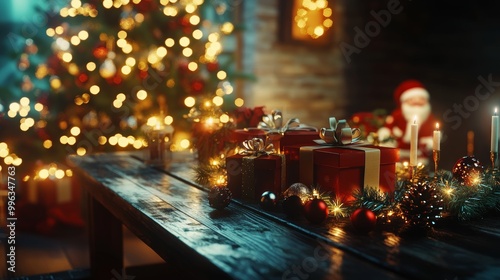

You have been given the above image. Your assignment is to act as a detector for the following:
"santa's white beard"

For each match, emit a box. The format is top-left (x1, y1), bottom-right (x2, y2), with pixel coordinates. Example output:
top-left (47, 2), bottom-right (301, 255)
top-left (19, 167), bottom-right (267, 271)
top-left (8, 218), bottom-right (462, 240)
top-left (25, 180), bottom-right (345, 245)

top-left (402, 103), bottom-right (431, 143)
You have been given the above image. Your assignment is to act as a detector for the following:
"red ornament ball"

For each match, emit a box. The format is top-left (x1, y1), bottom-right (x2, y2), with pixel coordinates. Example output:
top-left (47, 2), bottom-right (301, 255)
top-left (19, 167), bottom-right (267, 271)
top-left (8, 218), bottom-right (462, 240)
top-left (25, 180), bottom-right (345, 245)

top-left (92, 44), bottom-right (108, 59)
top-left (452, 156), bottom-right (484, 186)
top-left (208, 187), bottom-right (232, 210)
top-left (260, 191), bottom-right (277, 211)
top-left (282, 195), bottom-right (303, 218)
top-left (304, 198), bottom-right (329, 224)
top-left (350, 208), bottom-right (377, 233)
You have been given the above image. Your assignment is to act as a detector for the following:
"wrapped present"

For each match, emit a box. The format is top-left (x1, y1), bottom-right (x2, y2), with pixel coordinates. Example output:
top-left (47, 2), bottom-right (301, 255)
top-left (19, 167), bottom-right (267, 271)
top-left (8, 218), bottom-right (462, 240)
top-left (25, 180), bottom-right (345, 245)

top-left (285, 145), bottom-right (399, 201)
top-left (283, 117), bottom-right (398, 202)
top-left (226, 138), bottom-right (285, 200)
top-left (231, 110), bottom-right (318, 153)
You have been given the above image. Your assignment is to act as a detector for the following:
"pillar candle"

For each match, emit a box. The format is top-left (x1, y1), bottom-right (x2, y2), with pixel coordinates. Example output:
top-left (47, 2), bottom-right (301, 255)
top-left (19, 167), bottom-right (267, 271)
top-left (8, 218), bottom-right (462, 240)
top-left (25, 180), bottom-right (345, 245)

top-left (410, 116), bottom-right (418, 166)
top-left (433, 123), bottom-right (441, 151)
top-left (492, 108), bottom-right (499, 153)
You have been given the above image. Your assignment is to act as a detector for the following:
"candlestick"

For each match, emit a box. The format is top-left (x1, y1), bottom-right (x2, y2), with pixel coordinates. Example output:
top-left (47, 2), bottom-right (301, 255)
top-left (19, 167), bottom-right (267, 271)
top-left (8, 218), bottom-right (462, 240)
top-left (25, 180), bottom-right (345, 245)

top-left (433, 123), bottom-right (440, 151)
top-left (410, 116), bottom-right (418, 167)
top-left (491, 108), bottom-right (499, 153)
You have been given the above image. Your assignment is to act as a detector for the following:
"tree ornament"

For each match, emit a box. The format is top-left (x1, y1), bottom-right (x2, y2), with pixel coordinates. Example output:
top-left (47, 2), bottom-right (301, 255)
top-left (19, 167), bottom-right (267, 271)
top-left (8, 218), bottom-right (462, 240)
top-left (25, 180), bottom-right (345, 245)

top-left (304, 198), bottom-right (329, 224)
top-left (350, 208), bottom-right (377, 233)
top-left (283, 182), bottom-right (311, 202)
top-left (208, 186), bottom-right (232, 210)
top-left (260, 191), bottom-right (277, 211)
top-left (206, 61), bottom-right (219, 72)
top-left (93, 43), bottom-right (108, 59)
top-left (282, 195), bottom-right (303, 218)
top-left (400, 181), bottom-right (444, 228)
top-left (99, 51), bottom-right (117, 79)
top-left (452, 156), bottom-right (484, 186)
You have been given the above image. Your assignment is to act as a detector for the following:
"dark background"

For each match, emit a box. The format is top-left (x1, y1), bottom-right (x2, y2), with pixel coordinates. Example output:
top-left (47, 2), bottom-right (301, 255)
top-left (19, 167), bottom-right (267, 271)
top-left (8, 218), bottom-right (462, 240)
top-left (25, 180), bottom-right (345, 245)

top-left (343, 0), bottom-right (500, 169)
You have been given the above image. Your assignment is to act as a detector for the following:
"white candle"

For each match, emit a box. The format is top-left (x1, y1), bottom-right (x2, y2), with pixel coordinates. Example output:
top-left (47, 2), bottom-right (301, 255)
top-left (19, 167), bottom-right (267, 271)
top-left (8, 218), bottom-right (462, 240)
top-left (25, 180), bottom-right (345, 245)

top-left (433, 123), bottom-right (441, 151)
top-left (491, 108), bottom-right (499, 152)
top-left (410, 116), bottom-right (418, 166)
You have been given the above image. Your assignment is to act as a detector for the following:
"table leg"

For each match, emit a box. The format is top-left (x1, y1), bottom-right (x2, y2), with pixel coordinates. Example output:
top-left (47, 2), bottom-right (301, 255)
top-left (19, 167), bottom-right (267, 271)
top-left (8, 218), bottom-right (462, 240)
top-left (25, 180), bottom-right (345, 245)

top-left (88, 196), bottom-right (123, 279)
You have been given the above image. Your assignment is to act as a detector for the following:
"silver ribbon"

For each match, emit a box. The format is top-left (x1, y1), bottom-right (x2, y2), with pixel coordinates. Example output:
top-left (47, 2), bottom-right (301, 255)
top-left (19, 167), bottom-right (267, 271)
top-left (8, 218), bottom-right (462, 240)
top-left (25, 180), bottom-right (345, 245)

top-left (239, 138), bottom-right (276, 156)
top-left (315, 117), bottom-right (362, 146)
top-left (257, 110), bottom-right (317, 134)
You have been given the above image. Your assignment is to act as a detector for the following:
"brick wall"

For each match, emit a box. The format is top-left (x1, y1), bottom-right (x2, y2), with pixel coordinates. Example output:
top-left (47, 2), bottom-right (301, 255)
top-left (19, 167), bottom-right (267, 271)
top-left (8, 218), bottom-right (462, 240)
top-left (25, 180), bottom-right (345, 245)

top-left (241, 0), bottom-right (346, 129)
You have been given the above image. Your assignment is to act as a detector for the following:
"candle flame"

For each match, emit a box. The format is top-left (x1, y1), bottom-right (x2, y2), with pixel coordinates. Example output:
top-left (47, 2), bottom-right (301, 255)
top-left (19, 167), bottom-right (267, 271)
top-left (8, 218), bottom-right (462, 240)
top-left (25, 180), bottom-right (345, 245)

top-left (413, 115), bottom-right (417, 124)
top-left (495, 107), bottom-right (498, 115)
top-left (435, 123), bottom-right (439, 130)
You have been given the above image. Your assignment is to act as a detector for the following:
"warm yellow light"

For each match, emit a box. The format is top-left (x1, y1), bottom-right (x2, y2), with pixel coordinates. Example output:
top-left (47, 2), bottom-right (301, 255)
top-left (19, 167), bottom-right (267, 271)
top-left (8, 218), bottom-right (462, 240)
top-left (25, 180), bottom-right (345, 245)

top-left (103, 0), bottom-right (113, 9)
top-left (189, 15), bottom-right (200, 25)
top-left (184, 97), bottom-right (196, 107)
top-left (163, 6), bottom-right (178, 16)
top-left (164, 115), bottom-right (173, 125)
top-left (90, 85), bottom-right (100, 95)
top-left (185, 4), bottom-right (196, 13)
top-left (164, 38), bottom-right (175, 47)
top-left (221, 22), bottom-right (234, 34)
top-left (98, 136), bottom-right (107, 145)
top-left (116, 93), bottom-right (126, 101)
top-left (12, 157), bottom-right (22, 167)
top-left (9, 102), bottom-right (20, 112)
top-left (66, 169), bottom-right (73, 177)
top-left (109, 136), bottom-right (118, 146)
top-left (208, 33), bottom-right (220, 43)
top-left (136, 89), bottom-right (147, 100)
top-left (78, 30), bottom-right (89, 40)
top-left (39, 169), bottom-right (49, 179)
top-left (182, 48), bottom-right (193, 57)
top-left (166, 79), bottom-right (175, 88)
top-left (156, 46), bottom-right (167, 57)
top-left (235, 97), bottom-right (244, 107)
top-left (86, 62), bottom-right (96, 71)
top-left (67, 136), bottom-right (76, 145)
top-left (55, 26), bottom-right (64, 35)
top-left (60, 8), bottom-right (69, 17)
top-left (188, 62), bottom-right (198, 71)
top-left (212, 96), bottom-right (223, 106)
top-left (70, 126), bottom-right (81, 136)
top-left (76, 147), bottom-right (87, 156)
top-left (70, 36), bottom-right (81, 45)
top-left (20, 97), bottom-right (30, 106)
top-left (180, 139), bottom-right (190, 149)
top-left (192, 29), bottom-right (203, 40)
top-left (43, 140), bottom-right (53, 149)
top-left (62, 52), bottom-right (73, 62)
top-left (125, 57), bottom-right (136, 67)
top-left (117, 38), bottom-right (127, 48)
top-left (34, 103), bottom-right (44, 111)
top-left (121, 65), bottom-right (132, 75)
top-left (117, 30), bottom-right (127, 39)
top-left (217, 70), bottom-right (227, 80)
top-left (133, 140), bottom-right (143, 149)
top-left (220, 114), bottom-right (230, 123)
top-left (179, 37), bottom-right (190, 47)
top-left (113, 100), bottom-right (123, 108)
top-left (55, 169), bottom-right (65, 179)
top-left (118, 137), bottom-right (128, 147)
top-left (20, 123), bottom-right (29, 131)
top-left (46, 28), bottom-right (55, 37)
top-left (122, 43), bottom-right (133, 53)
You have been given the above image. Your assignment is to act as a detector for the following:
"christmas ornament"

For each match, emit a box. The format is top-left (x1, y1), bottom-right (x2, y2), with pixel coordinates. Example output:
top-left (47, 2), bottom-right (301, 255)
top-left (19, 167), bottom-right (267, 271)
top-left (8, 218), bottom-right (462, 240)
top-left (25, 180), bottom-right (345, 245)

top-left (260, 191), bottom-right (277, 211)
top-left (208, 187), bottom-right (232, 210)
top-left (452, 156), bottom-right (484, 186)
top-left (99, 51), bottom-right (117, 79)
top-left (400, 181), bottom-right (444, 228)
top-left (93, 43), bottom-right (108, 59)
top-left (304, 198), bottom-right (329, 224)
top-left (350, 208), bottom-right (377, 233)
top-left (283, 182), bottom-right (311, 202)
top-left (282, 195), bottom-right (303, 218)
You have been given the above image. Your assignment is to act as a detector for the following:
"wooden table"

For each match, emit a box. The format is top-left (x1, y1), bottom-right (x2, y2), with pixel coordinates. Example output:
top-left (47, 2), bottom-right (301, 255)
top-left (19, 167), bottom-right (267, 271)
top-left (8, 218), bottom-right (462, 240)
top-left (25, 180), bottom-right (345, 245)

top-left (67, 151), bottom-right (500, 279)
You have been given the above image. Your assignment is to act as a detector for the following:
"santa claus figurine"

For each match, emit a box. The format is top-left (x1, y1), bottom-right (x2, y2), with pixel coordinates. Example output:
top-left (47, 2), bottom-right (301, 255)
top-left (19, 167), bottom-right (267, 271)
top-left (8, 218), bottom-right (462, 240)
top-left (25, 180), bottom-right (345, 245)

top-left (378, 80), bottom-right (437, 164)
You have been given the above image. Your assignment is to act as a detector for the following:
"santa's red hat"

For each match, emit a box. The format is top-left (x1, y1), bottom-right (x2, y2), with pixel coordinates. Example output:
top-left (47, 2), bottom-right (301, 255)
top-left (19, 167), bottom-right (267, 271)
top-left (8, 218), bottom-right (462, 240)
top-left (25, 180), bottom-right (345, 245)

top-left (393, 80), bottom-right (429, 106)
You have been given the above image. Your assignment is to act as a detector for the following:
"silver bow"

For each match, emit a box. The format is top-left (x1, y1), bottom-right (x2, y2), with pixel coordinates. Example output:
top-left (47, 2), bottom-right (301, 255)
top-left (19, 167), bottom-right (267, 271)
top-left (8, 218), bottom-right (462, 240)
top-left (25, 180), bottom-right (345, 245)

top-left (239, 138), bottom-right (276, 156)
top-left (258, 110), bottom-right (317, 134)
top-left (315, 117), bottom-right (361, 145)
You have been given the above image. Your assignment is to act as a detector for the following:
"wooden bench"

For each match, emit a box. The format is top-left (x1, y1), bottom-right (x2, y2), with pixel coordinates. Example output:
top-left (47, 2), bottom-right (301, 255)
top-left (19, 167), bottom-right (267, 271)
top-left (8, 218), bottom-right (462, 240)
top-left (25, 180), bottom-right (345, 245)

top-left (67, 151), bottom-right (500, 279)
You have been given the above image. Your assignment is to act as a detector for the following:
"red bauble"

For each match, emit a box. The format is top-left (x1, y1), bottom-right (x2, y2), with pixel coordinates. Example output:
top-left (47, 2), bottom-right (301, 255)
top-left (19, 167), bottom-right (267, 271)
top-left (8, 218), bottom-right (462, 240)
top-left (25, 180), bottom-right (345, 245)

top-left (304, 198), bottom-right (329, 224)
top-left (77, 73), bottom-right (89, 85)
top-left (452, 156), bottom-right (484, 186)
top-left (93, 44), bottom-right (108, 59)
top-left (282, 195), bottom-right (303, 218)
top-left (206, 61), bottom-right (219, 72)
top-left (350, 208), bottom-right (377, 233)
top-left (191, 79), bottom-right (204, 92)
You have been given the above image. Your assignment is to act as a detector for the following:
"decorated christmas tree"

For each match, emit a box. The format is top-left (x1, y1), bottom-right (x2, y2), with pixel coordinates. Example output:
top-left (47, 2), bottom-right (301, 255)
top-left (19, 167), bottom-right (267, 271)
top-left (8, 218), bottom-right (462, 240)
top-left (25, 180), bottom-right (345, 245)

top-left (0, 0), bottom-right (245, 177)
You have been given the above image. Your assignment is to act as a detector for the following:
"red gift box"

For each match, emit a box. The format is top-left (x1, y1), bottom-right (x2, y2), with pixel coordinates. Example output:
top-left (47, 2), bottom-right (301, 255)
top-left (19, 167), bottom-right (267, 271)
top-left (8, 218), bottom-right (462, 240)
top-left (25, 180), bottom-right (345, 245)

top-left (226, 153), bottom-right (285, 200)
top-left (231, 129), bottom-right (319, 153)
top-left (284, 145), bottom-right (399, 202)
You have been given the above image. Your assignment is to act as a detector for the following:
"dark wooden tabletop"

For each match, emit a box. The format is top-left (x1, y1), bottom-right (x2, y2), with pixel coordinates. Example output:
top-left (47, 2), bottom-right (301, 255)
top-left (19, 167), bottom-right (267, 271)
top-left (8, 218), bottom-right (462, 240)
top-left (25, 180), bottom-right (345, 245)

top-left (67, 151), bottom-right (500, 280)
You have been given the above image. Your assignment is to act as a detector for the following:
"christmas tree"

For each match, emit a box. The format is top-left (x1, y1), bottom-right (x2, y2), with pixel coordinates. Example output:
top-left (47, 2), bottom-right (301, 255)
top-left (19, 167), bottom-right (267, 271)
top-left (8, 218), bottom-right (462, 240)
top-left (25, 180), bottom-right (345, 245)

top-left (0, 0), bottom-right (244, 177)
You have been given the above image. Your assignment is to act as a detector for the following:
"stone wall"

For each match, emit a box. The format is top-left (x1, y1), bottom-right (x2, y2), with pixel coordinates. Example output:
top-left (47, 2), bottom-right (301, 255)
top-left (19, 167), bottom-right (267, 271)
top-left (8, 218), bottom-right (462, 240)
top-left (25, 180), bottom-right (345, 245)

top-left (241, 0), bottom-right (346, 129)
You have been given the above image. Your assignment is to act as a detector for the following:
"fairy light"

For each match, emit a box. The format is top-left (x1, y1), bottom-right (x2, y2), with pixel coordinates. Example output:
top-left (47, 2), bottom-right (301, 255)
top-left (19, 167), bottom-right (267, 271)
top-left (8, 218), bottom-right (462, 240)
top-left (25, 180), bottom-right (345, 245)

top-left (184, 97), bottom-right (196, 107)
top-left (235, 98), bottom-right (244, 107)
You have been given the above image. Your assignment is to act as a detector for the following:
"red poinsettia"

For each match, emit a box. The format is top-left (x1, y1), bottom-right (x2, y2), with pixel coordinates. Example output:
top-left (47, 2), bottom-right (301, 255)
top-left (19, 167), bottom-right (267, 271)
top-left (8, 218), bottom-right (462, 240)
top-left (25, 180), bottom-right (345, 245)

top-left (232, 106), bottom-right (265, 129)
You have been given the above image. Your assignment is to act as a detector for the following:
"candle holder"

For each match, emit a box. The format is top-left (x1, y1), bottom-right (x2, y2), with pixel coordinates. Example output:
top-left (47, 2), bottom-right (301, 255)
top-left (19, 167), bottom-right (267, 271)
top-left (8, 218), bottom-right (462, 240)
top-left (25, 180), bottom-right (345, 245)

top-left (490, 151), bottom-right (498, 175)
top-left (433, 149), bottom-right (440, 179)
top-left (144, 125), bottom-right (174, 167)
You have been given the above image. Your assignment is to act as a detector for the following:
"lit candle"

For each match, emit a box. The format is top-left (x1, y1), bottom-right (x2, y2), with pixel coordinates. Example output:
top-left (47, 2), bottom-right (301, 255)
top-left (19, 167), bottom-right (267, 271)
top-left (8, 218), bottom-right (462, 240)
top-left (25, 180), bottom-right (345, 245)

top-left (492, 108), bottom-right (499, 152)
top-left (433, 123), bottom-right (441, 151)
top-left (410, 116), bottom-right (418, 166)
